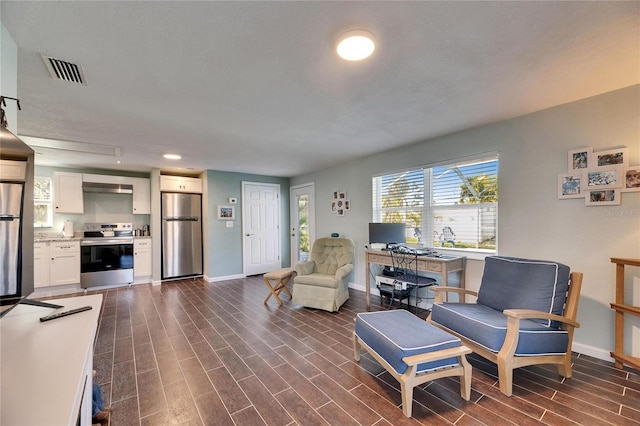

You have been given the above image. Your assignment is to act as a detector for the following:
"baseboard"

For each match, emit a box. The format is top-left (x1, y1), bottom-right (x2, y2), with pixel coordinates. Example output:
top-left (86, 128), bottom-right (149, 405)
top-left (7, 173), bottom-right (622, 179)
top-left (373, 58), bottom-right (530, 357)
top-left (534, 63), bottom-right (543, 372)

top-left (349, 282), bottom-right (381, 296)
top-left (572, 341), bottom-right (614, 363)
top-left (206, 273), bottom-right (246, 283)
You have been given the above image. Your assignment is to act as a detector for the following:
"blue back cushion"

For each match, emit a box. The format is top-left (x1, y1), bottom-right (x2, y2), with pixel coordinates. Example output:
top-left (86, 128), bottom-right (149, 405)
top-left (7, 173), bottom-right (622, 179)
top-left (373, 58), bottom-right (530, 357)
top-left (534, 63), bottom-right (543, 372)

top-left (477, 256), bottom-right (570, 326)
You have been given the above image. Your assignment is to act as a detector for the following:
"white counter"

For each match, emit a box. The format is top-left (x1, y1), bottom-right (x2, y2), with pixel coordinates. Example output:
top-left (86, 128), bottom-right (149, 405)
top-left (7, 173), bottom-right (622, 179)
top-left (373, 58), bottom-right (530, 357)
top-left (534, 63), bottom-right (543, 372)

top-left (1, 294), bottom-right (103, 425)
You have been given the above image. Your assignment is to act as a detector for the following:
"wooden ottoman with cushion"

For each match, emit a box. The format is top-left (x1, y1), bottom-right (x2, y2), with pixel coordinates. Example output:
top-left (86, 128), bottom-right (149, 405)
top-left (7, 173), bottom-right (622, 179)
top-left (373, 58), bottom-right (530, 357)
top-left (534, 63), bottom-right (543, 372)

top-left (354, 310), bottom-right (472, 417)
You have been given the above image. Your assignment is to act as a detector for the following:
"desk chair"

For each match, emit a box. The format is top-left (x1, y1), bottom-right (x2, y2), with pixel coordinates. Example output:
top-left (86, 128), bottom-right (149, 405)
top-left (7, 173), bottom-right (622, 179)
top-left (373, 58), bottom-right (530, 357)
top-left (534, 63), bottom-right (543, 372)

top-left (383, 247), bottom-right (437, 313)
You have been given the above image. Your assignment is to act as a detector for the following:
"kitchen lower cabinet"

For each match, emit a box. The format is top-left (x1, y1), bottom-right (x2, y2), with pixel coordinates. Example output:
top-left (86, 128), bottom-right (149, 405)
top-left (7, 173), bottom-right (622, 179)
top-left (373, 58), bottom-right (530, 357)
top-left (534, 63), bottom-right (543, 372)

top-left (33, 243), bottom-right (50, 288)
top-left (34, 241), bottom-right (81, 287)
top-left (134, 239), bottom-right (152, 282)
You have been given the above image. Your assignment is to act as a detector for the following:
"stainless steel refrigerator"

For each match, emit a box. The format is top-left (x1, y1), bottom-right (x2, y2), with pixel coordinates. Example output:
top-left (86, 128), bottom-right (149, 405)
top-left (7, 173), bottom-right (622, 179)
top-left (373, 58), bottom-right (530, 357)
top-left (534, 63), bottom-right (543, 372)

top-left (161, 192), bottom-right (203, 279)
top-left (0, 182), bottom-right (24, 296)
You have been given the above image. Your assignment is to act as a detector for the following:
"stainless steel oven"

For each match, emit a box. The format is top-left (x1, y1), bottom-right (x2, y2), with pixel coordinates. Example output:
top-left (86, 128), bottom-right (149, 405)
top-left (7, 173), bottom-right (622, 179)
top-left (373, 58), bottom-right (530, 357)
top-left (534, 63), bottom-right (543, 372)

top-left (80, 223), bottom-right (134, 289)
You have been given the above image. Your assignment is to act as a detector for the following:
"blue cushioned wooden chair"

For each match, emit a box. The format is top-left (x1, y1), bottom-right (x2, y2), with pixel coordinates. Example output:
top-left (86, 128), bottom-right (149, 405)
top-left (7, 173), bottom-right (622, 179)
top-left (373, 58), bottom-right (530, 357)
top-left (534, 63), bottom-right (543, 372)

top-left (428, 256), bottom-right (583, 396)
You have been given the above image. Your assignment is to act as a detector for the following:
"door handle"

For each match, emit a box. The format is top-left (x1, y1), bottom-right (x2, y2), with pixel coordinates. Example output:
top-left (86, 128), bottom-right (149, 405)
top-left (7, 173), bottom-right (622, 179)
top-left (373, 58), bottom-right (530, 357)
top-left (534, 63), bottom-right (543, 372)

top-left (245, 233), bottom-right (253, 237)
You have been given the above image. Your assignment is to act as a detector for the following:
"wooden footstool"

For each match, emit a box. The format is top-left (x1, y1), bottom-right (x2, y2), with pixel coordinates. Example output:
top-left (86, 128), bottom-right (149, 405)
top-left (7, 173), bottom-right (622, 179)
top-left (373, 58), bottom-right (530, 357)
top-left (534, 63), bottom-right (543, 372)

top-left (263, 268), bottom-right (293, 305)
top-left (354, 310), bottom-right (472, 417)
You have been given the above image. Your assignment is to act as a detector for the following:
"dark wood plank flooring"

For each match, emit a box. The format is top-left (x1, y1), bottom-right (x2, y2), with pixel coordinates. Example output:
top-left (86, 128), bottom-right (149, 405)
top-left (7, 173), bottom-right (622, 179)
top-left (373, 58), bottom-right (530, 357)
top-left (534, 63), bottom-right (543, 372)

top-left (79, 276), bottom-right (639, 425)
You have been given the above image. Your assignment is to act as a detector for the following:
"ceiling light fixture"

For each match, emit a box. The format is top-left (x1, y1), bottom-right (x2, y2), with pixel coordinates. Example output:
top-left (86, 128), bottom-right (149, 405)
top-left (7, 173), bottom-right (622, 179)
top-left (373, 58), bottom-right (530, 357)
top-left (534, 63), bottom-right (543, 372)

top-left (163, 154), bottom-right (181, 160)
top-left (336, 30), bottom-right (376, 61)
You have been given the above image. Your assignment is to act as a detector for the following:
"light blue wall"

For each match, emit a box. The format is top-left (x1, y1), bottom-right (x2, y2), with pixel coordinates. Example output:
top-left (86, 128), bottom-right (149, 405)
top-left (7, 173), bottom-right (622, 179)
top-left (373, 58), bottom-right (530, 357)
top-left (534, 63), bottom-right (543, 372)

top-left (291, 85), bottom-right (640, 360)
top-left (205, 170), bottom-right (290, 277)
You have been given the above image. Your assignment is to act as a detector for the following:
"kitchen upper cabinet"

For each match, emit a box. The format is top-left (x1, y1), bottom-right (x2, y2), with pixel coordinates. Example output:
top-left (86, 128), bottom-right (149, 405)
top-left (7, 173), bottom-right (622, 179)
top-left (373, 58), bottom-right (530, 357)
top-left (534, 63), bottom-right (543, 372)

top-left (34, 241), bottom-right (81, 287)
top-left (132, 177), bottom-right (151, 214)
top-left (160, 175), bottom-right (202, 193)
top-left (54, 172), bottom-right (83, 214)
top-left (134, 239), bottom-right (152, 280)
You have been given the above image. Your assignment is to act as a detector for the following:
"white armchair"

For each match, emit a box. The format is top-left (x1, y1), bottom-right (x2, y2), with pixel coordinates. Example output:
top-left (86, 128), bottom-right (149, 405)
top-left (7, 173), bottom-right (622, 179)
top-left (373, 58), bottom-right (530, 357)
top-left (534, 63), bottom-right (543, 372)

top-left (292, 237), bottom-right (354, 312)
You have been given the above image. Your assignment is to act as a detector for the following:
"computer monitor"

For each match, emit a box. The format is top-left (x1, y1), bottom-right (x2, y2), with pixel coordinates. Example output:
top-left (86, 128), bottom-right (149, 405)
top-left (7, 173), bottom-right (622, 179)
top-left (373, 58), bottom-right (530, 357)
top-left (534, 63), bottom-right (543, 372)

top-left (368, 222), bottom-right (406, 249)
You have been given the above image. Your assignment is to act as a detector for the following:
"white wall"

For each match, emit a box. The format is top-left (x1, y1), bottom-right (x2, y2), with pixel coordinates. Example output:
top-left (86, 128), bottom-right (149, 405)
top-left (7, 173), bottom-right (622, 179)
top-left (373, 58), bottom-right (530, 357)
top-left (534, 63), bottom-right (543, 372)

top-left (291, 85), bottom-right (640, 361)
top-left (1, 22), bottom-right (18, 133)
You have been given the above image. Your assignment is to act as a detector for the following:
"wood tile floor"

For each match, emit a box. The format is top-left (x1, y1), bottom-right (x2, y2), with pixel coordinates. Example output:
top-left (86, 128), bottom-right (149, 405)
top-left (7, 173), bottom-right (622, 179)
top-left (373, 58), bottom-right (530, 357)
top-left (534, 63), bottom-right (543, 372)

top-left (81, 276), bottom-right (640, 425)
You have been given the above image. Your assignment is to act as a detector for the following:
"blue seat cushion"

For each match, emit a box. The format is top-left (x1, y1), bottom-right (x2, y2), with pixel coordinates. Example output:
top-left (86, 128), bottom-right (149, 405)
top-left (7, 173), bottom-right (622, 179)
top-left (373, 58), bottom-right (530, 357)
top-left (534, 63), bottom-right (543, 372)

top-left (431, 303), bottom-right (569, 355)
top-left (477, 256), bottom-right (570, 327)
top-left (355, 310), bottom-right (461, 375)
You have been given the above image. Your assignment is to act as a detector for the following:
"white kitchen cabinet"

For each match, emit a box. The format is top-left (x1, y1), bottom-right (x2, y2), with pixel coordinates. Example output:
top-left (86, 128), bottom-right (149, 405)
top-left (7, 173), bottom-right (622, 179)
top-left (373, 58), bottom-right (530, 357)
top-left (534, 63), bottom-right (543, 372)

top-left (0, 160), bottom-right (26, 180)
top-left (54, 172), bottom-right (84, 214)
top-left (134, 239), bottom-right (152, 280)
top-left (35, 241), bottom-right (81, 287)
top-left (33, 242), bottom-right (50, 288)
top-left (160, 175), bottom-right (202, 193)
top-left (132, 177), bottom-right (151, 214)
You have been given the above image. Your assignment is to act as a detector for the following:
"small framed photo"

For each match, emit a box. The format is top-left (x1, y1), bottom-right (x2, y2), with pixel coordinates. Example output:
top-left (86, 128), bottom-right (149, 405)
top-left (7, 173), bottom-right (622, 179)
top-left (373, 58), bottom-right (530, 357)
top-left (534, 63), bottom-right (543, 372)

top-left (585, 189), bottom-right (620, 206)
top-left (344, 200), bottom-right (351, 210)
top-left (338, 191), bottom-right (346, 200)
top-left (590, 147), bottom-right (629, 168)
top-left (622, 166), bottom-right (640, 192)
top-left (332, 191), bottom-right (339, 199)
top-left (567, 147), bottom-right (592, 172)
top-left (217, 205), bottom-right (235, 220)
top-left (582, 166), bottom-right (622, 191)
top-left (558, 174), bottom-right (583, 199)
top-left (337, 209), bottom-right (345, 216)
top-left (331, 201), bottom-right (338, 212)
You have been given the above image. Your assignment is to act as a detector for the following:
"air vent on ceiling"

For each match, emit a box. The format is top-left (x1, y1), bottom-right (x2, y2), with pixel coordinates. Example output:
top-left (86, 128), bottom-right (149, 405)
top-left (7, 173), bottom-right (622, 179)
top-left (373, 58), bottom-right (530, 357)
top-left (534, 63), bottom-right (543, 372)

top-left (42, 55), bottom-right (87, 85)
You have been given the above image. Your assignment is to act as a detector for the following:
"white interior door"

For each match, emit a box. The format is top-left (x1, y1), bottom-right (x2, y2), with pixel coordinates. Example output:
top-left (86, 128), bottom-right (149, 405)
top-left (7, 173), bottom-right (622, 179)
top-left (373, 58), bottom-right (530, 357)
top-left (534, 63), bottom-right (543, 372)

top-left (290, 183), bottom-right (315, 269)
top-left (242, 182), bottom-right (281, 276)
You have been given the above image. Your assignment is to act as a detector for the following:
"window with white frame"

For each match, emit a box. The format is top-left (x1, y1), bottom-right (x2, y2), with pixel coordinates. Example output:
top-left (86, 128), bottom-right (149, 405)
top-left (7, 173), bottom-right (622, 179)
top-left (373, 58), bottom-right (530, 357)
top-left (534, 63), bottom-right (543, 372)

top-left (372, 154), bottom-right (498, 253)
top-left (34, 176), bottom-right (53, 228)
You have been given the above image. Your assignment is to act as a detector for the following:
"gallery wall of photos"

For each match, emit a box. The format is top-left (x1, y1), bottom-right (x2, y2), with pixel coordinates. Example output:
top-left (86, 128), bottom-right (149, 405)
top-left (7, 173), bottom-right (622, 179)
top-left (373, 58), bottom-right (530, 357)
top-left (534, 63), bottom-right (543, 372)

top-left (331, 190), bottom-right (351, 216)
top-left (559, 146), bottom-right (639, 206)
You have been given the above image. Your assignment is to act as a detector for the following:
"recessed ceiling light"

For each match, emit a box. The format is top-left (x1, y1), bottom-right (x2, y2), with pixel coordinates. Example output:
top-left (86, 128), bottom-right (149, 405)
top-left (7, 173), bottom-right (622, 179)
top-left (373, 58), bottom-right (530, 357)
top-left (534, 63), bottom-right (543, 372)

top-left (336, 30), bottom-right (376, 61)
top-left (163, 154), bottom-right (181, 160)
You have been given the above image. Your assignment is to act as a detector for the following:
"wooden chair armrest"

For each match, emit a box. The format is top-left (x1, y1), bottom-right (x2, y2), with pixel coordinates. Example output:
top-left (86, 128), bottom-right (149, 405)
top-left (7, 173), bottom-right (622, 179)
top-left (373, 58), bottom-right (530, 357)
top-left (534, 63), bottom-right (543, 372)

top-left (402, 345), bottom-right (471, 367)
top-left (431, 285), bottom-right (478, 303)
top-left (503, 309), bottom-right (580, 329)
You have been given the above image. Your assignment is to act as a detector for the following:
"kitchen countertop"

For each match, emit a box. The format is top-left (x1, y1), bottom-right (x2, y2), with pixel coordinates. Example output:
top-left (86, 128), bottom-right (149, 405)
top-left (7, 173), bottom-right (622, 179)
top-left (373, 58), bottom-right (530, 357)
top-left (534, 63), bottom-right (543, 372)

top-left (34, 234), bottom-right (152, 242)
top-left (34, 236), bottom-right (83, 243)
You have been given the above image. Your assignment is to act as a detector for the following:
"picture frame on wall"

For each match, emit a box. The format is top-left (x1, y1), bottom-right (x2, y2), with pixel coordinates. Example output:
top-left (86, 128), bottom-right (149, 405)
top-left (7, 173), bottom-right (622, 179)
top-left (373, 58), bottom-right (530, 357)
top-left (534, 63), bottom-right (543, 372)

top-left (581, 166), bottom-right (622, 191)
top-left (217, 205), bottom-right (235, 220)
top-left (585, 189), bottom-right (620, 206)
top-left (590, 147), bottom-right (629, 168)
top-left (567, 147), bottom-right (592, 172)
top-left (558, 174), bottom-right (583, 199)
top-left (622, 166), bottom-right (640, 192)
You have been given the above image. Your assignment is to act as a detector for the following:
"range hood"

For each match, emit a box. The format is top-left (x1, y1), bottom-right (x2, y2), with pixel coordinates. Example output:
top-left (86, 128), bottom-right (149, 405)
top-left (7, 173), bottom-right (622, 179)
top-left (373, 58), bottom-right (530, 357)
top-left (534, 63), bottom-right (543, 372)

top-left (82, 181), bottom-right (133, 194)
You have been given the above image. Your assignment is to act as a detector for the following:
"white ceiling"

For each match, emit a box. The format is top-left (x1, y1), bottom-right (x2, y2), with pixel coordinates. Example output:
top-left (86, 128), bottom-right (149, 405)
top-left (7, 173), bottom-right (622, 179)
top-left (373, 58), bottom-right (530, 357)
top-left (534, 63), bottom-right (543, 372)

top-left (2, 1), bottom-right (638, 177)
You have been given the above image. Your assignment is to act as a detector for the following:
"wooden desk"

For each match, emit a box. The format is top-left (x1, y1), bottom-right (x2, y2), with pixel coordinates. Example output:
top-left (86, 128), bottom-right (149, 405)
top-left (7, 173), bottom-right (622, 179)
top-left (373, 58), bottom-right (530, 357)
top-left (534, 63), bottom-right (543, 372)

top-left (365, 249), bottom-right (466, 308)
top-left (1, 294), bottom-right (103, 425)
top-left (610, 257), bottom-right (640, 370)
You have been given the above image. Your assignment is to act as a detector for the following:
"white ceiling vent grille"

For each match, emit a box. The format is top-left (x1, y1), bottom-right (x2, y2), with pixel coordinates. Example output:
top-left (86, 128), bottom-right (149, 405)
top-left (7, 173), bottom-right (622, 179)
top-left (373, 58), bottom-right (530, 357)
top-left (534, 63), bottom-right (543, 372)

top-left (42, 55), bottom-right (87, 85)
